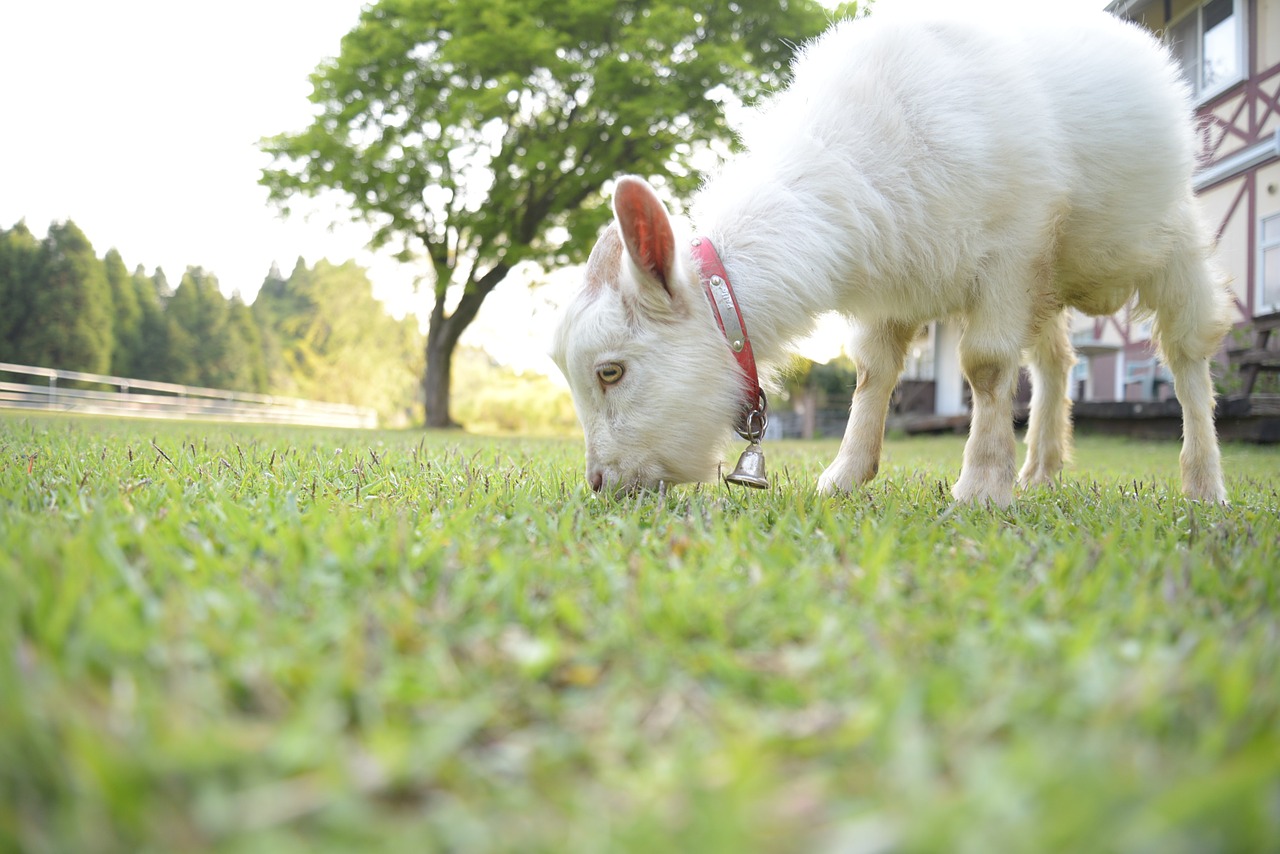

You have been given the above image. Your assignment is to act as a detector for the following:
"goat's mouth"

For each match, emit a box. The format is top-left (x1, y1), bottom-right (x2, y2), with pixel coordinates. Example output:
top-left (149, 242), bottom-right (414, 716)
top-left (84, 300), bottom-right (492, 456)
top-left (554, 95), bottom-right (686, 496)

top-left (607, 479), bottom-right (669, 500)
top-left (602, 474), bottom-right (667, 499)
top-left (597, 465), bottom-right (722, 498)
top-left (586, 465), bottom-right (676, 498)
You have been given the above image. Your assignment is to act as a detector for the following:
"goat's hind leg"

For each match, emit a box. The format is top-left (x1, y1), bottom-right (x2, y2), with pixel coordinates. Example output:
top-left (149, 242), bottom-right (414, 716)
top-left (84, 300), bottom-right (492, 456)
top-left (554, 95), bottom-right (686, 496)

top-left (818, 321), bottom-right (915, 495)
top-left (1019, 309), bottom-right (1075, 490)
top-left (1141, 236), bottom-right (1230, 503)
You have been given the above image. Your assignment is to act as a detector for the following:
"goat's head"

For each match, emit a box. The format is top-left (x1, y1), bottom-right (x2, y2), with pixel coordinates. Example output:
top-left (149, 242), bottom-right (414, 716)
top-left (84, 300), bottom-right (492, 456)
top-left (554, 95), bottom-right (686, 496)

top-left (551, 177), bottom-right (743, 495)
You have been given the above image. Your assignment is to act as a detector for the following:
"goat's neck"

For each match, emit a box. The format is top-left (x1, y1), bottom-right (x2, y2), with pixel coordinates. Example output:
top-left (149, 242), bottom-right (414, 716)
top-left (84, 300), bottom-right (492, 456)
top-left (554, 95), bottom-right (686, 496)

top-left (696, 215), bottom-right (848, 372)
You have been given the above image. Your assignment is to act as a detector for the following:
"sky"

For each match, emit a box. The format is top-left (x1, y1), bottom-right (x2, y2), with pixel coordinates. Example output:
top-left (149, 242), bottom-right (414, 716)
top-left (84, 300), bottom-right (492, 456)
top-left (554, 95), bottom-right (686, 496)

top-left (0, 0), bottom-right (1112, 376)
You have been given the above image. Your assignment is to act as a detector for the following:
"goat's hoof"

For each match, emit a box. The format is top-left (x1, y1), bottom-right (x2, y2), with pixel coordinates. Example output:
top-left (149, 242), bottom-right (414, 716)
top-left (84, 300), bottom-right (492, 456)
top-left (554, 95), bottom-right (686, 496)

top-left (816, 471), bottom-right (850, 496)
top-left (818, 459), bottom-right (876, 496)
top-left (951, 476), bottom-right (1014, 508)
top-left (1182, 484), bottom-right (1229, 505)
top-left (1016, 465), bottom-right (1061, 491)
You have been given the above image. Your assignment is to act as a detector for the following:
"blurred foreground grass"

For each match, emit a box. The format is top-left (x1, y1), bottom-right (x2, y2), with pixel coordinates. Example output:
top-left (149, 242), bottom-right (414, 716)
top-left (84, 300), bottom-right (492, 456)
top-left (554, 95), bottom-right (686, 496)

top-left (1, 412), bottom-right (1278, 852)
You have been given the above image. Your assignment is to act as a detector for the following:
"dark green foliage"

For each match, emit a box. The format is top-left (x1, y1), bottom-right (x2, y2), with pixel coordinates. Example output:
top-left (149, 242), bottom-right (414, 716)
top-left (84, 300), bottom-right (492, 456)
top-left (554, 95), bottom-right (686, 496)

top-left (0, 222), bottom-right (43, 362)
top-left (103, 250), bottom-right (141, 377)
top-left (228, 297), bottom-right (271, 394)
top-left (128, 265), bottom-right (173, 381)
top-left (166, 267), bottom-right (235, 387)
top-left (0, 221), bottom-right (115, 373)
top-left (36, 222), bottom-right (115, 373)
top-left (261, 0), bottom-right (860, 427)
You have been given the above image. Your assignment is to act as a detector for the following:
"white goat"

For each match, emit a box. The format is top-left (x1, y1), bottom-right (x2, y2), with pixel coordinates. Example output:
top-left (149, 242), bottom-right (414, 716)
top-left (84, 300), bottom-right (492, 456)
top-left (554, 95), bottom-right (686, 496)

top-left (552, 14), bottom-right (1230, 506)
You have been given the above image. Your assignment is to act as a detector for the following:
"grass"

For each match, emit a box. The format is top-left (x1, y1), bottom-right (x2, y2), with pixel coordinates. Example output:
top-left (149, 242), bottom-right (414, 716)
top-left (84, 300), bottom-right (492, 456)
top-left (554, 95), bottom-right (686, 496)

top-left (1, 411), bottom-right (1278, 853)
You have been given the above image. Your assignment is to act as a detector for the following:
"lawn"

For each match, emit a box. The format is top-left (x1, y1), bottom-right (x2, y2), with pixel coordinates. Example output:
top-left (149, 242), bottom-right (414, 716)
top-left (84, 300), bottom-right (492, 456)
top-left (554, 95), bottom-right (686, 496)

top-left (2, 411), bottom-right (1278, 853)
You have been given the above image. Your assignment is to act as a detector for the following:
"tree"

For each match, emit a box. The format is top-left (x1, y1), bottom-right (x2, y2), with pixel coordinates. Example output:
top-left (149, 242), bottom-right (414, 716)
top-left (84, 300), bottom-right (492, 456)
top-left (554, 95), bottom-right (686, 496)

top-left (250, 262), bottom-right (294, 392)
top-left (167, 266), bottom-right (271, 390)
top-left (225, 296), bottom-right (271, 393)
top-left (103, 249), bottom-right (142, 377)
top-left (252, 258), bottom-right (423, 422)
top-left (19, 221), bottom-right (115, 373)
top-left (128, 266), bottom-right (176, 383)
top-left (780, 354), bottom-right (858, 439)
top-left (0, 221), bottom-right (42, 363)
top-left (261, 0), bottom-right (857, 428)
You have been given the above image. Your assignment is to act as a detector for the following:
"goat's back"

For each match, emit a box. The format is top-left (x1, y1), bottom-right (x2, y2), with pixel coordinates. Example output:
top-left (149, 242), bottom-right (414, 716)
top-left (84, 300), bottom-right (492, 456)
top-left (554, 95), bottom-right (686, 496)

top-left (699, 14), bottom-right (1201, 321)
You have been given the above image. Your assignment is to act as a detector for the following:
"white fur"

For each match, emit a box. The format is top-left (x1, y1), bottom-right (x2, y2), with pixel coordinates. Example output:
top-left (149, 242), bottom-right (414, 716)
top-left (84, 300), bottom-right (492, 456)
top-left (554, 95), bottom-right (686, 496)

top-left (552, 14), bottom-right (1230, 504)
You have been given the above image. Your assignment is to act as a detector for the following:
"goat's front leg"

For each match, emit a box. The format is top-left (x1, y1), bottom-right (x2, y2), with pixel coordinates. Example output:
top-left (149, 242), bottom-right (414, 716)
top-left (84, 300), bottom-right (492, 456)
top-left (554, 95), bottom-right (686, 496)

top-left (954, 326), bottom-right (1022, 507)
top-left (818, 321), bottom-right (915, 495)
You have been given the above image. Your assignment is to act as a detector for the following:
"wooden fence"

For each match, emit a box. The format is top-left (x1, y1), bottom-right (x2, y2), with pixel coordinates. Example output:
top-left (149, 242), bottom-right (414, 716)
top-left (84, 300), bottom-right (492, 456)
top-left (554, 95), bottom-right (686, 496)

top-left (0, 362), bottom-right (378, 429)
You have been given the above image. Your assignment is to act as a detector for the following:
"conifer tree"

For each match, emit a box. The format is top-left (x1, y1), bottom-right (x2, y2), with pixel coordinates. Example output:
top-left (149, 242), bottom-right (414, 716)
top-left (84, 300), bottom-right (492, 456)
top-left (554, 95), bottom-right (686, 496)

top-left (27, 221), bottom-right (114, 373)
top-left (0, 221), bottom-right (42, 363)
top-left (103, 248), bottom-right (142, 377)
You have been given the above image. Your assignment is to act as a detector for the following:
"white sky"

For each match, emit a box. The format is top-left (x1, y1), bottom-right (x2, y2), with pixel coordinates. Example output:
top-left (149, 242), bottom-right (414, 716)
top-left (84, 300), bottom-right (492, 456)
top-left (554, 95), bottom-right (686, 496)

top-left (0, 0), bottom-right (1111, 375)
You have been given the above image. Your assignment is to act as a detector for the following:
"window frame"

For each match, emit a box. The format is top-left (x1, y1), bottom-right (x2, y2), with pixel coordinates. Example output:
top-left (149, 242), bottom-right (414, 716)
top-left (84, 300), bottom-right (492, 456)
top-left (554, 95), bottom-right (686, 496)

top-left (1165, 0), bottom-right (1247, 104)
top-left (1259, 211), bottom-right (1280, 317)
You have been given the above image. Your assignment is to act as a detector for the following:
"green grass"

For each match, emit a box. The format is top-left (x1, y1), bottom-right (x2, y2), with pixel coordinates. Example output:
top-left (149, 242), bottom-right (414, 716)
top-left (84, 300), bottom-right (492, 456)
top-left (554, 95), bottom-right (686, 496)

top-left (2, 411), bottom-right (1278, 853)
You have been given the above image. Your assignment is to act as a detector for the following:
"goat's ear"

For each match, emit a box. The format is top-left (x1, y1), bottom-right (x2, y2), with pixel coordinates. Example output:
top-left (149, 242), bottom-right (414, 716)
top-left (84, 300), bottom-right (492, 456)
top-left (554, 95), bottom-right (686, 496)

top-left (613, 176), bottom-right (681, 305)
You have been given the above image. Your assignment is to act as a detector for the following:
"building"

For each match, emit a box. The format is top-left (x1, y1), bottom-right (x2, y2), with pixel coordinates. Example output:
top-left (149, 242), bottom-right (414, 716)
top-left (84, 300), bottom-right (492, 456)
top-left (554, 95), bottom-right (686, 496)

top-left (865, 2), bottom-right (1278, 429)
top-left (1070, 0), bottom-right (1280, 402)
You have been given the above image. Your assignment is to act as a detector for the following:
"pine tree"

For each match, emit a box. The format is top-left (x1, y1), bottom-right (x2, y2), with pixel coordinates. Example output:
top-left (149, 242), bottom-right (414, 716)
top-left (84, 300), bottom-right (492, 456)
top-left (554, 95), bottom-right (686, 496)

top-left (0, 221), bottom-right (42, 363)
top-left (103, 249), bottom-right (142, 377)
top-left (225, 295), bottom-right (270, 393)
top-left (26, 221), bottom-right (114, 373)
top-left (130, 266), bottom-right (172, 383)
top-left (167, 267), bottom-right (232, 387)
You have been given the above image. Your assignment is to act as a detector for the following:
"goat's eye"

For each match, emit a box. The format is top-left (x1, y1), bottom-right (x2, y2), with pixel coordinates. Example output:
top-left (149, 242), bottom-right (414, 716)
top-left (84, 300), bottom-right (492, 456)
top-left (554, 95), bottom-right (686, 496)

top-left (596, 362), bottom-right (625, 386)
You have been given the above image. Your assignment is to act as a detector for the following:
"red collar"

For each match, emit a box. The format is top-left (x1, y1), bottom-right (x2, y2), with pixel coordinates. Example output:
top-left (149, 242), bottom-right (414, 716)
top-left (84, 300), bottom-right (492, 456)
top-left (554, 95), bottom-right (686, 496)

top-left (692, 236), bottom-right (768, 440)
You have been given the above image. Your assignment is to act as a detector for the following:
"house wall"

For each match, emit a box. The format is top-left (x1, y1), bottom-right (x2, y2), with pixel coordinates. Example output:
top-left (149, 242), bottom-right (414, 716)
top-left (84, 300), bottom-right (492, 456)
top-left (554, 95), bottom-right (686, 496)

top-left (1204, 173), bottom-right (1252, 317)
top-left (1092, 353), bottom-right (1119, 400)
top-left (1261, 161), bottom-right (1280, 221)
top-left (1256, 160), bottom-right (1280, 312)
top-left (1199, 0), bottom-right (1280, 323)
top-left (1260, 0), bottom-right (1280, 72)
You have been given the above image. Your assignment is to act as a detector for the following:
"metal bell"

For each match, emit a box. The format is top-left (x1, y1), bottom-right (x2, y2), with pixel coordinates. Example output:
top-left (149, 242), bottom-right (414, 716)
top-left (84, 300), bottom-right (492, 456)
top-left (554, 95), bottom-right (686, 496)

top-left (725, 441), bottom-right (770, 489)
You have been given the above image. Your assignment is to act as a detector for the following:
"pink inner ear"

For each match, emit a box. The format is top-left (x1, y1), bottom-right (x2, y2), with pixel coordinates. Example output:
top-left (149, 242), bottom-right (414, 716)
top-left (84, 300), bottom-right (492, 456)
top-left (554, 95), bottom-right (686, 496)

top-left (614, 178), bottom-right (676, 295)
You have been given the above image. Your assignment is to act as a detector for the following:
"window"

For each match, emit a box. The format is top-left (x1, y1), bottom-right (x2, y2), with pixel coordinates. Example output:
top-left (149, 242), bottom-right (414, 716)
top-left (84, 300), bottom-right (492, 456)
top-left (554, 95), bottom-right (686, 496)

top-left (1168, 0), bottom-right (1244, 100)
top-left (1261, 213), bottom-right (1280, 316)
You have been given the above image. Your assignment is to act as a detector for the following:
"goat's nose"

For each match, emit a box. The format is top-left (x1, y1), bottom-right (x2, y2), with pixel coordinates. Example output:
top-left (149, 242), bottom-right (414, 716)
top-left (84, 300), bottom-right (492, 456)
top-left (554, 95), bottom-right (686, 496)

top-left (588, 470), bottom-right (604, 492)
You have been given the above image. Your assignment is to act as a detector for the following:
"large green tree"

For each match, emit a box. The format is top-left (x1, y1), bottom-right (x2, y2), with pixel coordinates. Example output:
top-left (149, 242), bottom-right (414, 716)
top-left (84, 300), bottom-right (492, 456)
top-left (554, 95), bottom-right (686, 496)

top-left (261, 0), bottom-right (856, 428)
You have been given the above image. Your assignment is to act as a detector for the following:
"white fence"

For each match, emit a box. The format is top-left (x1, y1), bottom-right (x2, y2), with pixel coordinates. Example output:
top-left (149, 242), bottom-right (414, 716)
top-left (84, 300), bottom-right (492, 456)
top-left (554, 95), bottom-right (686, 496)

top-left (0, 362), bottom-right (378, 429)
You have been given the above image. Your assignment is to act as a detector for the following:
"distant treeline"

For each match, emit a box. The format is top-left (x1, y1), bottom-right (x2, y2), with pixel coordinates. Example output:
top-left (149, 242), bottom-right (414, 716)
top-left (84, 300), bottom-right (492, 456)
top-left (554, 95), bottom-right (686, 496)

top-left (0, 220), bottom-right (423, 423)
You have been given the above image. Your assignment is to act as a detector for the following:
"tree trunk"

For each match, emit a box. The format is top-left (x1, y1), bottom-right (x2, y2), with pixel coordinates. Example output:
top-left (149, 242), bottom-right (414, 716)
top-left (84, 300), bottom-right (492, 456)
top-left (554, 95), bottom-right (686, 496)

top-left (423, 329), bottom-right (460, 428)
top-left (421, 262), bottom-right (512, 429)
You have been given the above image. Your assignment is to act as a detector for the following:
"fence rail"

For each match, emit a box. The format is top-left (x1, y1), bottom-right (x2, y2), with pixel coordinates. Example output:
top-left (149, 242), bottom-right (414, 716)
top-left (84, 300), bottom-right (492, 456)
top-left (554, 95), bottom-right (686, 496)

top-left (0, 362), bottom-right (378, 429)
